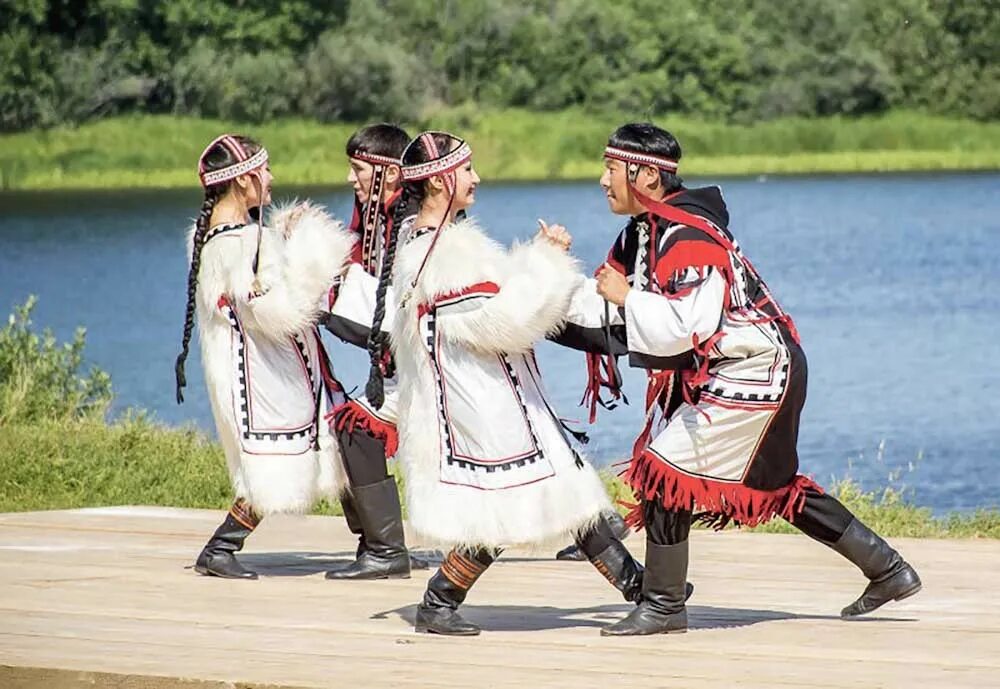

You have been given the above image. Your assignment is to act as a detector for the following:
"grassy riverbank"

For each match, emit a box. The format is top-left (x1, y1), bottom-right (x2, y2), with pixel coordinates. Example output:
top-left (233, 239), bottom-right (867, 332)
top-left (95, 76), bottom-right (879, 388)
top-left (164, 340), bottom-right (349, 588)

top-left (1, 414), bottom-right (998, 539)
top-left (2, 297), bottom-right (998, 537)
top-left (1, 110), bottom-right (998, 191)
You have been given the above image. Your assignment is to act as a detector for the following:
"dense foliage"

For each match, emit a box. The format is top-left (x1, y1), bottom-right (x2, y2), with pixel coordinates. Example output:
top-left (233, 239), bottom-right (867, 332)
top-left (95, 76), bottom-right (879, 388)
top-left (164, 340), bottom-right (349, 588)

top-left (2, 0), bottom-right (997, 131)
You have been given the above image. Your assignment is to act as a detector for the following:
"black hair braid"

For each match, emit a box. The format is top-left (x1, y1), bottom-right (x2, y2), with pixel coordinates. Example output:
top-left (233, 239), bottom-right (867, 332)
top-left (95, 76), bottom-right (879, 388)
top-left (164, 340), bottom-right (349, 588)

top-left (175, 186), bottom-right (223, 403)
top-left (364, 187), bottom-right (412, 409)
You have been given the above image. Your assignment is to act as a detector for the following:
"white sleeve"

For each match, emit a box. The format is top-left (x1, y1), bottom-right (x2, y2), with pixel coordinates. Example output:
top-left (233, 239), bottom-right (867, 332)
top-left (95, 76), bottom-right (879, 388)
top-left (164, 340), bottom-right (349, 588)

top-left (325, 263), bottom-right (396, 347)
top-left (436, 238), bottom-right (579, 354)
top-left (233, 208), bottom-right (354, 340)
top-left (624, 267), bottom-right (726, 359)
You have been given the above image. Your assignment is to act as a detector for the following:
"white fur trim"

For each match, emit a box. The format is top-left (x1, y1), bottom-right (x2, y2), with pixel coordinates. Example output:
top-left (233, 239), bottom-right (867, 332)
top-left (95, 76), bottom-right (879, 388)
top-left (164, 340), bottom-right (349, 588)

top-left (187, 204), bottom-right (352, 515)
top-left (390, 217), bottom-right (611, 548)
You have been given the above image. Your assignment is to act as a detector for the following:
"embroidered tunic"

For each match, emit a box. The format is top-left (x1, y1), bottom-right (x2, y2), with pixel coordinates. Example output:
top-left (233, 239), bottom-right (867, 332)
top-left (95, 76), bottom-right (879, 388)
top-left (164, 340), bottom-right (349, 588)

top-left (192, 205), bottom-right (355, 514)
top-left (390, 218), bottom-right (611, 548)
top-left (559, 187), bottom-right (819, 527)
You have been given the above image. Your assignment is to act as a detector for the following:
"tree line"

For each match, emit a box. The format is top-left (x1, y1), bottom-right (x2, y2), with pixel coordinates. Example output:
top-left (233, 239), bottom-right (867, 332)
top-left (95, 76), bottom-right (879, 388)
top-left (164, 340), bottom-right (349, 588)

top-left (2, 0), bottom-right (997, 132)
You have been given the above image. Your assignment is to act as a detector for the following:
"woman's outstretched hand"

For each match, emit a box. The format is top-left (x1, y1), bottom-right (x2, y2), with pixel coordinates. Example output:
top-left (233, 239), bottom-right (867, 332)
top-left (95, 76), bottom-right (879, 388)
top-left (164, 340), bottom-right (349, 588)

top-left (537, 219), bottom-right (572, 251)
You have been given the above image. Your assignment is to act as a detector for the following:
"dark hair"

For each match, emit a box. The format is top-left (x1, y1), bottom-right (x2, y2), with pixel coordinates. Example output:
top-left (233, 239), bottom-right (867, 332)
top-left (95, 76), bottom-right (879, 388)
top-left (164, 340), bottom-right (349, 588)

top-left (364, 132), bottom-right (456, 408)
top-left (346, 123), bottom-right (411, 160)
top-left (608, 122), bottom-right (684, 193)
top-left (174, 134), bottom-right (262, 404)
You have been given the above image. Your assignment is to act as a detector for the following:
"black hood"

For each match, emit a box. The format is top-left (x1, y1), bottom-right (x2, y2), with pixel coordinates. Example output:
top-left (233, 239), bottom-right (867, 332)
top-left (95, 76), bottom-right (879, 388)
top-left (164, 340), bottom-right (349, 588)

top-left (663, 186), bottom-right (730, 229)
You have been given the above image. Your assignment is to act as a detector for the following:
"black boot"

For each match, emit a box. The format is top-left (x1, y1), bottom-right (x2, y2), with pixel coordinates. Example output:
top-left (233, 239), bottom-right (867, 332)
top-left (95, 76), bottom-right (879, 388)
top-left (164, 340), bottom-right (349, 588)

top-left (415, 549), bottom-right (494, 636)
top-left (557, 511), bottom-right (629, 561)
top-left (832, 518), bottom-right (922, 618)
top-left (601, 539), bottom-right (689, 636)
top-left (588, 539), bottom-right (645, 603)
top-left (340, 491), bottom-right (367, 559)
top-left (194, 507), bottom-right (259, 580)
top-left (326, 478), bottom-right (411, 580)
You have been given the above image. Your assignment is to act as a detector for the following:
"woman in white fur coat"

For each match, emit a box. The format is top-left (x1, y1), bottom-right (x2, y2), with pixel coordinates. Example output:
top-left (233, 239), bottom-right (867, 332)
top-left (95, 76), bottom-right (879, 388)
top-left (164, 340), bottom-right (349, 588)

top-left (174, 134), bottom-right (354, 579)
top-left (364, 132), bottom-right (646, 635)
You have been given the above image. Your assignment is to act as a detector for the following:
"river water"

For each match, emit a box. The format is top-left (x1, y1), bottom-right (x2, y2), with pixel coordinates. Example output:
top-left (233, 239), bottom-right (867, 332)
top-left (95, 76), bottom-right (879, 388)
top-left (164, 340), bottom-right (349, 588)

top-left (2, 172), bottom-right (998, 513)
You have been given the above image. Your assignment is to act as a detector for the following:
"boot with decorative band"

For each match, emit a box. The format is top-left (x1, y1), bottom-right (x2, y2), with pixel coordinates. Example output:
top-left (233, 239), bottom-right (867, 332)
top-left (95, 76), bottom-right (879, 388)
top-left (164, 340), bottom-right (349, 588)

top-left (557, 510), bottom-right (630, 561)
top-left (601, 539), bottom-right (689, 636)
top-left (326, 478), bottom-right (412, 580)
top-left (194, 498), bottom-right (260, 580)
top-left (587, 539), bottom-right (645, 603)
top-left (832, 518), bottom-right (922, 618)
top-left (415, 548), bottom-right (495, 636)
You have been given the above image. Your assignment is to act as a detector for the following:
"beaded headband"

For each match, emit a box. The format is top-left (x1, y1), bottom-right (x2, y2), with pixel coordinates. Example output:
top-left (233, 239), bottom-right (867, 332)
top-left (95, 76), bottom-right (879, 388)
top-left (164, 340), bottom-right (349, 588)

top-left (604, 146), bottom-right (678, 173)
top-left (401, 133), bottom-right (472, 181)
top-left (352, 151), bottom-right (401, 167)
top-left (198, 134), bottom-right (269, 187)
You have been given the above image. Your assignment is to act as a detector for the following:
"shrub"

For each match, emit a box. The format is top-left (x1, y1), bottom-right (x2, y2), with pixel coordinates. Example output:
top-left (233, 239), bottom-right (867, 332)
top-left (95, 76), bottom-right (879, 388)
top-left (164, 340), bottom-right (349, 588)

top-left (300, 31), bottom-right (426, 122)
top-left (0, 297), bottom-right (112, 424)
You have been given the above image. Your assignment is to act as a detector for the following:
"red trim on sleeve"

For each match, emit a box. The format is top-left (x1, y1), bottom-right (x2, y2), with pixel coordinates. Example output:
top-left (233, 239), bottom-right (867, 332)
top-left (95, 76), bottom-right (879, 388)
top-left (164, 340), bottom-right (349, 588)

top-left (417, 281), bottom-right (500, 318)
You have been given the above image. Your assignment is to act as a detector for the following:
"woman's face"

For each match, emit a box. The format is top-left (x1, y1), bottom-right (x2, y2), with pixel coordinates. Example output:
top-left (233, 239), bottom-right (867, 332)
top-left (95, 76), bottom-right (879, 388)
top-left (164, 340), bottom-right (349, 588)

top-left (241, 165), bottom-right (273, 208)
top-left (450, 159), bottom-right (480, 211)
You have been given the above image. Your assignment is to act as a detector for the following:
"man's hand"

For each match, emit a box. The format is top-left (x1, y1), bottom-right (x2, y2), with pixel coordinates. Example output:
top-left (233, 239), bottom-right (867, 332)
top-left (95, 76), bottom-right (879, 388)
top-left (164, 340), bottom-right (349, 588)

top-left (537, 219), bottom-right (572, 251)
top-left (596, 263), bottom-right (630, 306)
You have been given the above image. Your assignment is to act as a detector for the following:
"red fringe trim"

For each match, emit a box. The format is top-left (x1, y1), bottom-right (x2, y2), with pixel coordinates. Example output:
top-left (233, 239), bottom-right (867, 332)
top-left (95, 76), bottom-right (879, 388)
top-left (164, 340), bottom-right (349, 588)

top-left (326, 400), bottom-right (399, 457)
top-left (622, 450), bottom-right (823, 530)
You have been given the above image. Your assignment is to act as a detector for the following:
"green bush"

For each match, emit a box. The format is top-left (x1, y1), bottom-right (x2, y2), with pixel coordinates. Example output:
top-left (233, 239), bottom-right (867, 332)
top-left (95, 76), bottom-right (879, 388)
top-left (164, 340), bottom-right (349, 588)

top-left (4, 0), bottom-right (1000, 131)
top-left (171, 42), bottom-right (304, 122)
top-left (0, 297), bottom-right (112, 424)
top-left (300, 31), bottom-right (426, 122)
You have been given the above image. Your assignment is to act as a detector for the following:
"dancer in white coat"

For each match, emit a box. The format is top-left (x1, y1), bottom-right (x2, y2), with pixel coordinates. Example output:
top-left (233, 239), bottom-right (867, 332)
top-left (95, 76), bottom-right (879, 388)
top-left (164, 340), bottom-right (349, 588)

top-left (174, 134), bottom-right (354, 579)
top-left (365, 131), bottom-right (646, 635)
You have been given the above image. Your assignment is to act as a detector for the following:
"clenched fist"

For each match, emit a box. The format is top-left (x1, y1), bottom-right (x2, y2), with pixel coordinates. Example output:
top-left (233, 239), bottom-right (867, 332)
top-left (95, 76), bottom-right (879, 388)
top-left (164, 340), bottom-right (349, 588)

top-left (596, 263), bottom-right (630, 306)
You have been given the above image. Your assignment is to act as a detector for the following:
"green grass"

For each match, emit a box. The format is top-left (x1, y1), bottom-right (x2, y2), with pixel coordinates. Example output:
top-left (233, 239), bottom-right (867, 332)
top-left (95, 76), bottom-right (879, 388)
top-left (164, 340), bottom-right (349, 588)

top-left (2, 109), bottom-right (999, 190)
top-left (1, 415), bottom-right (997, 538)
top-left (2, 296), bottom-right (998, 537)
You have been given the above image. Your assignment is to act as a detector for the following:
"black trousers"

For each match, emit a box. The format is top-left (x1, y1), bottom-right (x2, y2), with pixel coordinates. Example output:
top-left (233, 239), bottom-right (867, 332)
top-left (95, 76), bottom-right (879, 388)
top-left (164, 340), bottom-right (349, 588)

top-left (642, 487), bottom-right (855, 546)
top-left (337, 426), bottom-right (390, 488)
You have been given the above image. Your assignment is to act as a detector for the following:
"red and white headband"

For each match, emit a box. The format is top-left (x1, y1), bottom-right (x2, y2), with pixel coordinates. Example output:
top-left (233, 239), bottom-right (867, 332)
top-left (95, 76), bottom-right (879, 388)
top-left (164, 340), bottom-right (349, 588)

top-left (401, 132), bottom-right (472, 181)
top-left (198, 134), bottom-right (269, 187)
top-left (351, 151), bottom-right (401, 168)
top-left (604, 146), bottom-right (678, 173)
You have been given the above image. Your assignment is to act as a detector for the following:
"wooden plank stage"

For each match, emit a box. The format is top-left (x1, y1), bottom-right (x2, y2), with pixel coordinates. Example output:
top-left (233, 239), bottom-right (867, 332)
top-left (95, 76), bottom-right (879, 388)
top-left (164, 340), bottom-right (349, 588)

top-left (0, 506), bottom-right (996, 689)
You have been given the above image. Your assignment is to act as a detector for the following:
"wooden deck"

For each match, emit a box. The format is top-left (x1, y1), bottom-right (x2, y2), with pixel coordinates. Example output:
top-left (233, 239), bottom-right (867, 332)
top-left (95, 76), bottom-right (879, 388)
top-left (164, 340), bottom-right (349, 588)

top-left (0, 506), bottom-right (996, 689)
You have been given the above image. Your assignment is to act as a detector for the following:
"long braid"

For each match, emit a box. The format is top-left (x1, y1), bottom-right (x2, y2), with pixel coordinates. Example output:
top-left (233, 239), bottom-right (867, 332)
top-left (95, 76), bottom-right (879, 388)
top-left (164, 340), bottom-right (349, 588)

top-left (175, 185), bottom-right (223, 403)
top-left (364, 188), bottom-right (411, 409)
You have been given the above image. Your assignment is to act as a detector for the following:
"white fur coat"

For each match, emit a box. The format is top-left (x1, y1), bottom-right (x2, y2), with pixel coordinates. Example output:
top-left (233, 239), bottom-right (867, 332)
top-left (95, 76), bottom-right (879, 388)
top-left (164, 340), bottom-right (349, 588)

top-left (390, 217), bottom-right (611, 548)
top-left (191, 202), bottom-right (354, 514)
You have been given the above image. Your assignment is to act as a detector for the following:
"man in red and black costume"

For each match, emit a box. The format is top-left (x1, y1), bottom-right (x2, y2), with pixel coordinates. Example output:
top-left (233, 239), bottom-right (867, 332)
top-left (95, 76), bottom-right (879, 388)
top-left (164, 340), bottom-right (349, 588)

top-left (322, 123), bottom-right (426, 579)
top-left (556, 123), bottom-right (921, 636)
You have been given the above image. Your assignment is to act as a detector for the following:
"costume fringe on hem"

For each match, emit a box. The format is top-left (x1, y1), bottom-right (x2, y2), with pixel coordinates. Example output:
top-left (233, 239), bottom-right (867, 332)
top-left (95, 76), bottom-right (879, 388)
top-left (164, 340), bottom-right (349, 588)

top-left (328, 399), bottom-right (399, 457)
top-left (622, 450), bottom-right (823, 530)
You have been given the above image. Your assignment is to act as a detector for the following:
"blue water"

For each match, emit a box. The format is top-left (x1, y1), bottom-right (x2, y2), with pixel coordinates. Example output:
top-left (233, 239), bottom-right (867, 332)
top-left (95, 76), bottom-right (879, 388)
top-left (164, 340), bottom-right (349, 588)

top-left (2, 173), bottom-right (998, 513)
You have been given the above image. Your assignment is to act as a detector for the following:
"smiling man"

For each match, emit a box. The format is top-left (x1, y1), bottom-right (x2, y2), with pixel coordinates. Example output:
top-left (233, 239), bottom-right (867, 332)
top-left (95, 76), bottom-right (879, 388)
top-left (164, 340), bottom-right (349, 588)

top-left (555, 122), bottom-right (921, 636)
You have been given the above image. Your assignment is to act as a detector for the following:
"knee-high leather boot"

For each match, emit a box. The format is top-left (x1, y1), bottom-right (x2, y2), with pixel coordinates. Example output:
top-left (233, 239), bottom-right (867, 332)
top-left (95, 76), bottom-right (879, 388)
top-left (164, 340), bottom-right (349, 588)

top-left (832, 518), bottom-right (922, 617)
top-left (194, 499), bottom-right (260, 580)
top-left (601, 538), bottom-right (689, 636)
top-left (326, 477), bottom-right (411, 580)
top-left (415, 548), bottom-right (496, 636)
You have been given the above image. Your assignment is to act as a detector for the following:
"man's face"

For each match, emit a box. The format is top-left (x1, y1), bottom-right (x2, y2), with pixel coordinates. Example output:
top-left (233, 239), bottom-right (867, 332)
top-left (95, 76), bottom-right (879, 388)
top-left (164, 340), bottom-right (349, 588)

top-left (347, 158), bottom-right (375, 205)
top-left (600, 158), bottom-right (636, 216)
